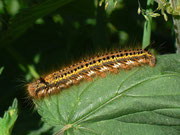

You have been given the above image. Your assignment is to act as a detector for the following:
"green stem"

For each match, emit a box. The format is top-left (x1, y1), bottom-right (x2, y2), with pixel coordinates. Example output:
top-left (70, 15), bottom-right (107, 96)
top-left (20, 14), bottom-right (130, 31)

top-left (27, 64), bottom-right (40, 79)
top-left (170, 0), bottom-right (180, 53)
top-left (142, 0), bottom-right (154, 49)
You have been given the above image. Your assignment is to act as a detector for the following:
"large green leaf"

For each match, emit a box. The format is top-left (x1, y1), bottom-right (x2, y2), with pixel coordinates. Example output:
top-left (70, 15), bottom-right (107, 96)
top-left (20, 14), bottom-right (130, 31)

top-left (0, 0), bottom-right (74, 48)
top-left (34, 54), bottom-right (180, 135)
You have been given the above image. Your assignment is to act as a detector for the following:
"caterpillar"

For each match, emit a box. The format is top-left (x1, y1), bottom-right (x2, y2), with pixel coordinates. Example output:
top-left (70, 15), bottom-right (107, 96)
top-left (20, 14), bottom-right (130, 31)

top-left (27, 48), bottom-right (156, 99)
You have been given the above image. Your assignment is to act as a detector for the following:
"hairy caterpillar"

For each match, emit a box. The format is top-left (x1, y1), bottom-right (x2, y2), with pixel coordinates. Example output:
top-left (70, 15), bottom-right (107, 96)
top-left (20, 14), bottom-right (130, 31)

top-left (27, 48), bottom-right (156, 99)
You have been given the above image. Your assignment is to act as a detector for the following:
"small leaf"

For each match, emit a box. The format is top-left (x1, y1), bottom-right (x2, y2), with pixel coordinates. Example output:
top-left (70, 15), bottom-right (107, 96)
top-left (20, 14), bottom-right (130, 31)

top-left (137, 7), bottom-right (141, 15)
top-left (150, 13), bottom-right (160, 17)
top-left (163, 12), bottom-right (168, 21)
top-left (144, 15), bottom-right (149, 21)
top-left (114, 1), bottom-right (117, 7)
top-left (34, 54), bottom-right (180, 135)
top-left (105, 2), bottom-right (109, 9)
top-left (0, 67), bottom-right (4, 75)
top-left (99, 0), bottom-right (104, 6)
top-left (0, 98), bottom-right (18, 135)
top-left (27, 65), bottom-right (40, 79)
top-left (34, 53), bottom-right (41, 64)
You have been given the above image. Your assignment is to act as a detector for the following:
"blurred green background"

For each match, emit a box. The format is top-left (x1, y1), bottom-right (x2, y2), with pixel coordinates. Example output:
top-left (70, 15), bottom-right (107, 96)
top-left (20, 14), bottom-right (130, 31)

top-left (0, 0), bottom-right (176, 134)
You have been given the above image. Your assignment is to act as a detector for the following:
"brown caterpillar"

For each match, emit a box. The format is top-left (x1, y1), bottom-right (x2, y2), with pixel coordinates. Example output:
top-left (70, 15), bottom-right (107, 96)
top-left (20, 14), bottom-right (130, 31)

top-left (27, 49), bottom-right (156, 99)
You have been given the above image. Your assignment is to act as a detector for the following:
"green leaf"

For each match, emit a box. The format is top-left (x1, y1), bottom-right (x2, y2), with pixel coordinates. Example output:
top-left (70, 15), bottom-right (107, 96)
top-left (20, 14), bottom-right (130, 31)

top-left (0, 0), bottom-right (74, 48)
top-left (34, 54), bottom-right (180, 135)
top-left (0, 98), bottom-right (18, 135)
top-left (0, 67), bottom-right (4, 75)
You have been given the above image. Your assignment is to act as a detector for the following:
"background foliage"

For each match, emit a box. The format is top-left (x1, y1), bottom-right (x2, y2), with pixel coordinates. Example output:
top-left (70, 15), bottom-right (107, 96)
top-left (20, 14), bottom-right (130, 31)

top-left (0, 0), bottom-right (177, 134)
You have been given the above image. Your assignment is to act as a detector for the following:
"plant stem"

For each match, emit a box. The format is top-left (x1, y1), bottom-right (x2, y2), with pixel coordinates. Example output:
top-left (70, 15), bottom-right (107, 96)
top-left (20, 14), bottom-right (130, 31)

top-left (142, 0), bottom-right (154, 49)
top-left (170, 0), bottom-right (180, 53)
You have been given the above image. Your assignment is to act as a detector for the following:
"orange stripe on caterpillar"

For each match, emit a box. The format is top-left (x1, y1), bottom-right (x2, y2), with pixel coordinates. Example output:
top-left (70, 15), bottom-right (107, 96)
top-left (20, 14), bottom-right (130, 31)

top-left (27, 49), bottom-right (156, 99)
